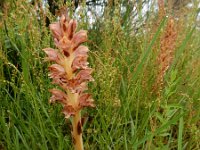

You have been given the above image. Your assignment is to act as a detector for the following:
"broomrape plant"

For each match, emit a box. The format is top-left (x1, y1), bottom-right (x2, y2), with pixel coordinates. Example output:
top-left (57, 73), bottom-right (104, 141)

top-left (43, 13), bottom-right (94, 150)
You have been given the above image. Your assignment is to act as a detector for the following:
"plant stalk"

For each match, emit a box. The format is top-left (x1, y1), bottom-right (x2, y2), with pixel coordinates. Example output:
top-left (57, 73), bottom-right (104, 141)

top-left (72, 110), bottom-right (83, 150)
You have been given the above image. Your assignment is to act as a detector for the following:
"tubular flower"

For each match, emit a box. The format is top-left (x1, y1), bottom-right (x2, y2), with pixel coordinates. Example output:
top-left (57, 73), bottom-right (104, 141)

top-left (43, 14), bottom-right (94, 150)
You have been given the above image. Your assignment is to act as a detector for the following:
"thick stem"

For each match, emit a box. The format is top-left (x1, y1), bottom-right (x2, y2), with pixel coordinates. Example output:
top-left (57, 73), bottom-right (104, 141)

top-left (72, 110), bottom-right (83, 150)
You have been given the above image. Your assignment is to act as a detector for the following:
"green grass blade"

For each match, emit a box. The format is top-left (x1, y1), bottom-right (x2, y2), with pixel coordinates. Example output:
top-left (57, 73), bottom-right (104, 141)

top-left (178, 108), bottom-right (184, 150)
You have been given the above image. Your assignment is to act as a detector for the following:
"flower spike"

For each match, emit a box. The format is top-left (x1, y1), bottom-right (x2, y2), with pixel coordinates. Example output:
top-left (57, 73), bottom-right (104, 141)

top-left (43, 13), bottom-right (94, 150)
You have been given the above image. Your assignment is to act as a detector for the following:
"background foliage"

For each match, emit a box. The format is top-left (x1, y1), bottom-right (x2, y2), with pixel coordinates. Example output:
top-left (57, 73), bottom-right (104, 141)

top-left (0, 0), bottom-right (200, 149)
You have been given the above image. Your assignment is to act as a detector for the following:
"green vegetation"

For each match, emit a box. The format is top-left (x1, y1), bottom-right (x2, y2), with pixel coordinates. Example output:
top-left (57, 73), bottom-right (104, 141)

top-left (0, 0), bottom-right (199, 149)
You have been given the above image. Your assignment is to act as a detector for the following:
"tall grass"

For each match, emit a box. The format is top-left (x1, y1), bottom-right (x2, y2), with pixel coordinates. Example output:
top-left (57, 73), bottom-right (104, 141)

top-left (0, 0), bottom-right (200, 149)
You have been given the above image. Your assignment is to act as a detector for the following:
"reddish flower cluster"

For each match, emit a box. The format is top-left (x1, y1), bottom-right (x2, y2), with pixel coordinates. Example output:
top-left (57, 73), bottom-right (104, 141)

top-left (43, 15), bottom-right (94, 119)
top-left (153, 18), bottom-right (177, 96)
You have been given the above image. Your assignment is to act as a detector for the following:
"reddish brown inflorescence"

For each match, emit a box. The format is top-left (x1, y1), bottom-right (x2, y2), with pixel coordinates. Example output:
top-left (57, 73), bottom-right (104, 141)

top-left (154, 17), bottom-right (177, 96)
top-left (43, 14), bottom-right (94, 119)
